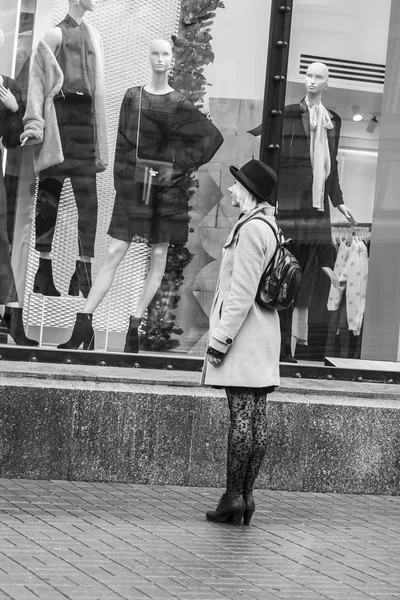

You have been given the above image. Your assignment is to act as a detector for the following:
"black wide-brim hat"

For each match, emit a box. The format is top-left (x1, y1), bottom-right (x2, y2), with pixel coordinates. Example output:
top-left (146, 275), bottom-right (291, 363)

top-left (229, 159), bottom-right (277, 204)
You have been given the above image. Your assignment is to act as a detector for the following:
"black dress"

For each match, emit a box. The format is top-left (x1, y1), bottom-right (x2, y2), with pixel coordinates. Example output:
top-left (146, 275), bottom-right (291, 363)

top-left (108, 87), bottom-right (223, 245)
top-left (0, 75), bottom-right (24, 304)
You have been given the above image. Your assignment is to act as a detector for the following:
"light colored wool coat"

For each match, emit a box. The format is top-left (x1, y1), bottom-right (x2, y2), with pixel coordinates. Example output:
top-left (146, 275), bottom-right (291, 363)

top-left (201, 202), bottom-right (281, 389)
top-left (22, 21), bottom-right (108, 175)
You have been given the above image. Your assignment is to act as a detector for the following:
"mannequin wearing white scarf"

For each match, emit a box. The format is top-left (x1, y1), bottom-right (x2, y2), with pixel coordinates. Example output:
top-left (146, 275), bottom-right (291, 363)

top-left (305, 96), bottom-right (334, 211)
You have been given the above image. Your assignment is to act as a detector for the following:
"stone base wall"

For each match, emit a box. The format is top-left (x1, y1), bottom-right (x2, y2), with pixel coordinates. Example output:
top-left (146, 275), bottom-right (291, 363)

top-left (1, 376), bottom-right (400, 494)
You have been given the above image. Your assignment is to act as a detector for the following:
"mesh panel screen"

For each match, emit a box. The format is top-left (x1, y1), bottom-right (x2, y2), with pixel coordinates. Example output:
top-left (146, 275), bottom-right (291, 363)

top-left (23, 0), bottom-right (181, 336)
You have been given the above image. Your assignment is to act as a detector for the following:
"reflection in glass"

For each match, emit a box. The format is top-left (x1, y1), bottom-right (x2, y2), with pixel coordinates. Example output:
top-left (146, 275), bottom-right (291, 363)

top-left (0, 8), bottom-right (38, 346)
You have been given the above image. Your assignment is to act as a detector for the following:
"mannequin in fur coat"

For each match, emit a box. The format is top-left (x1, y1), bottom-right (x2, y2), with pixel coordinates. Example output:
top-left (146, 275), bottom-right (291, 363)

top-left (0, 29), bottom-right (38, 346)
top-left (21, 0), bottom-right (108, 299)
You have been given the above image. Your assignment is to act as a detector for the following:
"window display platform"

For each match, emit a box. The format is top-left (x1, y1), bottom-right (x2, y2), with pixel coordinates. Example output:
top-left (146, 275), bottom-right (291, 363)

top-left (325, 357), bottom-right (400, 373)
top-left (0, 343), bottom-right (399, 383)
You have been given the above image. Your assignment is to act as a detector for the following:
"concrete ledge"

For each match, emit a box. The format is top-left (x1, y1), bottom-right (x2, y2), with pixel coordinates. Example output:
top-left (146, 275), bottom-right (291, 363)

top-left (0, 363), bottom-right (399, 494)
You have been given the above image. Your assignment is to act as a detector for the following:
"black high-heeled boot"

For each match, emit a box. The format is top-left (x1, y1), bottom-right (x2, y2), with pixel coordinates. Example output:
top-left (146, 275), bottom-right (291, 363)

top-left (243, 490), bottom-right (255, 526)
top-left (57, 313), bottom-right (95, 350)
top-left (68, 260), bottom-right (92, 298)
top-left (206, 492), bottom-right (245, 525)
top-left (279, 342), bottom-right (297, 363)
top-left (0, 307), bottom-right (39, 346)
top-left (33, 258), bottom-right (61, 296)
top-left (124, 316), bottom-right (141, 353)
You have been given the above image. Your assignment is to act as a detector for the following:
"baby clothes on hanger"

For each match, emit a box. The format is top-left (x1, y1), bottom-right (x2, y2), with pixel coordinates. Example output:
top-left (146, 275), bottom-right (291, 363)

top-left (327, 238), bottom-right (368, 335)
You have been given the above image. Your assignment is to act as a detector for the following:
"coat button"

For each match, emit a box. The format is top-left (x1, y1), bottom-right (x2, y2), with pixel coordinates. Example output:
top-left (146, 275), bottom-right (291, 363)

top-left (226, 337), bottom-right (233, 345)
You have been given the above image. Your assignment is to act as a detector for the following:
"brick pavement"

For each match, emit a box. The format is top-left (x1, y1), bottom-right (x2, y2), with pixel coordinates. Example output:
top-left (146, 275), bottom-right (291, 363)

top-left (0, 479), bottom-right (399, 600)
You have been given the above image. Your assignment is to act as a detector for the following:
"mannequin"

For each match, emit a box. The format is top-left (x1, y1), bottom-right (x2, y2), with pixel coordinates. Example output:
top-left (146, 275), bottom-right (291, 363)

top-left (249, 62), bottom-right (356, 361)
top-left (0, 29), bottom-right (38, 346)
top-left (21, 0), bottom-right (108, 298)
top-left (277, 62), bottom-right (356, 361)
top-left (58, 39), bottom-right (223, 352)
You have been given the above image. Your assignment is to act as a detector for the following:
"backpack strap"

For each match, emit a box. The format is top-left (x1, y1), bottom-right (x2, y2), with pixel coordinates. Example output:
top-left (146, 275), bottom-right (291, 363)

top-left (234, 214), bottom-right (282, 274)
top-left (246, 215), bottom-right (283, 245)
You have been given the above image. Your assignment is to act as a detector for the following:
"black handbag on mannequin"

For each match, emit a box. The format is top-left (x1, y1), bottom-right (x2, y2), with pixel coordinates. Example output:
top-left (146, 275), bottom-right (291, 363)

top-left (134, 86), bottom-right (175, 204)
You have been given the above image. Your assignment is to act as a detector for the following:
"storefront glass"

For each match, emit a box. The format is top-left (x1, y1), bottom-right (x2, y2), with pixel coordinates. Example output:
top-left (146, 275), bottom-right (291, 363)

top-left (0, 0), bottom-right (398, 368)
top-left (1, 0), bottom-right (273, 359)
top-left (273, 0), bottom-right (391, 364)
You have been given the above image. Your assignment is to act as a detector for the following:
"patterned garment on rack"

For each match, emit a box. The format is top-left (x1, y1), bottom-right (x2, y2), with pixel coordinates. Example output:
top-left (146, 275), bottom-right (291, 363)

top-left (327, 238), bottom-right (368, 335)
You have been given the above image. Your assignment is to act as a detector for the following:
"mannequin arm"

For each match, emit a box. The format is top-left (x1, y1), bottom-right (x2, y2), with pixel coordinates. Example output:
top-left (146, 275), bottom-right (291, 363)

top-left (43, 27), bottom-right (62, 55)
top-left (21, 29), bottom-right (62, 145)
top-left (322, 267), bottom-right (341, 289)
top-left (1, 78), bottom-right (24, 148)
top-left (113, 91), bottom-right (132, 192)
top-left (172, 99), bottom-right (223, 171)
top-left (336, 203), bottom-right (357, 226)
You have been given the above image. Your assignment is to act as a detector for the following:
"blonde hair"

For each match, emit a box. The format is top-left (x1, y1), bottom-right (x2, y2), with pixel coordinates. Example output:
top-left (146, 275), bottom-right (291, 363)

top-left (236, 181), bottom-right (258, 213)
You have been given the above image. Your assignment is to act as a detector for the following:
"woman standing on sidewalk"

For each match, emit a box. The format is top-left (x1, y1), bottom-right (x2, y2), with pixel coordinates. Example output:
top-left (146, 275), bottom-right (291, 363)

top-left (201, 159), bottom-right (280, 525)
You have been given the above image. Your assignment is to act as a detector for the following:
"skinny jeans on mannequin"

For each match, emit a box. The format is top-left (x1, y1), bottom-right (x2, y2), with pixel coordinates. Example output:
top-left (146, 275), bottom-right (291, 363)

top-left (36, 93), bottom-right (97, 257)
top-left (225, 386), bottom-right (273, 493)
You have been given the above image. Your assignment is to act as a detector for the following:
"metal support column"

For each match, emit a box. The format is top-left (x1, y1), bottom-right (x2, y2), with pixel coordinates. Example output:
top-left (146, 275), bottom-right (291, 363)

top-left (259, 0), bottom-right (293, 204)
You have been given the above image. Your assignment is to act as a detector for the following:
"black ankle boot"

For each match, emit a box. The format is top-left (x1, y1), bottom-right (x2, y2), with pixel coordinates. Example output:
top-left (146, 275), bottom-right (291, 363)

top-left (68, 260), bottom-right (92, 298)
top-left (206, 492), bottom-right (245, 525)
top-left (280, 342), bottom-right (297, 363)
top-left (33, 258), bottom-right (61, 296)
top-left (243, 490), bottom-right (255, 526)
top-left (124, 317), bottom-right (141, 353)
top-left (57, 313), bottom-right (95, 350)
top-left (0, 307), bottom-right (39, 346)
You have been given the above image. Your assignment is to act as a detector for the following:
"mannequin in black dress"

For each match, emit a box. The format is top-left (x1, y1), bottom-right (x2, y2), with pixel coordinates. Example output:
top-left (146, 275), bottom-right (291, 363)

top-left (58, 39), bottom-right (223, 352)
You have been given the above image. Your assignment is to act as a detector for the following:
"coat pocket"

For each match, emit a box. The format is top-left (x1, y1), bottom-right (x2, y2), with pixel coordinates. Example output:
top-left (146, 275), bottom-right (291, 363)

top-left (219, 299), bottom-right (224, 319)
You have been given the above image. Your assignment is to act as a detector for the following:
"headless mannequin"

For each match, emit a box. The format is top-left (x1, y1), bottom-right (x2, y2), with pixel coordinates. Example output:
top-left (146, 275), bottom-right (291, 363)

top-left (0, 74), bottom-right (19, 317)
top-left (21, 0), bottom-right (101, 297)
top-left (0, 31), bottom-right (38, 345)
top-left (58, 40), bottom-right (175, 352)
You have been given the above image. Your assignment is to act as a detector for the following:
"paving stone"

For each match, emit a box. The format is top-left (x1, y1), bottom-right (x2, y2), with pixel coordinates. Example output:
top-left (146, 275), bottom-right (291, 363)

top-left (0, 479), bottom-right (399, 600)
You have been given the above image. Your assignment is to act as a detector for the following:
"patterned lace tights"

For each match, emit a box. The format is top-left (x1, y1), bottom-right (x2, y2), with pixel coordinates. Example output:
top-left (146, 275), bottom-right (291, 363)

top-left (225, 386), bottom-right (271, 493)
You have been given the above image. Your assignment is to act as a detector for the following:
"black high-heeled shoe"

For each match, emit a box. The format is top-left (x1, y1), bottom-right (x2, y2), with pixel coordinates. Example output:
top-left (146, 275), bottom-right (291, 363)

top-left (124, 316), bottom-right (141, 353)
top-left (57, 313), bottom-right (95, 350)
top-left (33, 258), bottom-right (61, 296)
top-left (206, 492), bottom-right (245, 525)
top-left (243, 490), bottom-right (255, 526)
top-left (0, 307), bottom-right (39, 346)
top-left (68, 260), bottom-right (92, 298)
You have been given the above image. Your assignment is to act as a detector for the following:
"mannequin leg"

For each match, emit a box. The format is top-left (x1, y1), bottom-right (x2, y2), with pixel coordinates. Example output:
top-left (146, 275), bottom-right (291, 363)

top-left (82, 238), bottom-right (130, 314)
top-left (0, 304), bottom-right (39, 346)
top-left (34, 177), bottom-right (64, 296)
top-left (124, 242), bottom-right (169, 353)
top-left (57, 238), bottom-right (130, 351)
top-left (67, 166), bottom-right (98, 298)
top-left (134, 243), bottom-right (169, 318)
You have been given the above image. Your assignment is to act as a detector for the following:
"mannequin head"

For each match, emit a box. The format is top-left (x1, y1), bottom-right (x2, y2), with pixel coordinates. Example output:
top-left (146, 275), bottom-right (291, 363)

top-left (149, 39), bottom-right (173, 73)
top-left (305, 62), bottom-right (329, 99)
top-left (69, 0), bottom-right (97, 13)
